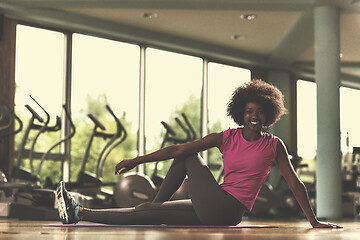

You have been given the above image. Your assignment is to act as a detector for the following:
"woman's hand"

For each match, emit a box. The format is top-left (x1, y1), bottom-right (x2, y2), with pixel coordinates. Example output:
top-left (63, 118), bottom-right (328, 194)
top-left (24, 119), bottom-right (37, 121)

top-left (115, 159), bottom-right (139, 175)
top-left (312, 220), bottom-right (343, 229)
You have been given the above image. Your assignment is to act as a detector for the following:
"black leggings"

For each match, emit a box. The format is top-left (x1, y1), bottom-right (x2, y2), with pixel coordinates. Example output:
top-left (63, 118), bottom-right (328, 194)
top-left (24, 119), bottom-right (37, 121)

top-left (81, 154), bottom-right (245, 226)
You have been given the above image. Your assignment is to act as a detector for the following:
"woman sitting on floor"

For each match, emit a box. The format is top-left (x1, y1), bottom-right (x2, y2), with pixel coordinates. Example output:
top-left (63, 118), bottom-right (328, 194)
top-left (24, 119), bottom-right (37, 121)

top-left (56, 79), bottom-right (341, 228)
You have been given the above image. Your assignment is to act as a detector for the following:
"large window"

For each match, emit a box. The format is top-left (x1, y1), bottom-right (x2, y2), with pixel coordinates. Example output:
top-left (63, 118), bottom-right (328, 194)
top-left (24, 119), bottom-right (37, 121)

top-left (145, 48), bottom-right (202, 176)
top-left (297, 80), bottom-right (317, 161)
top-left (15, 25), bottom-right (65, 183)
top-left (14, 24), bottom-right (256, 186)
top-left (71, 34), bottom-right (140, 183)
top-left (208, 63), bottom-right (251, 130)
top-left (207, 62), bottom-right (251, 178)
top-left (340, 87), bottom-right (360, 153)
top-left (297, 81), bottom-right (360, 159)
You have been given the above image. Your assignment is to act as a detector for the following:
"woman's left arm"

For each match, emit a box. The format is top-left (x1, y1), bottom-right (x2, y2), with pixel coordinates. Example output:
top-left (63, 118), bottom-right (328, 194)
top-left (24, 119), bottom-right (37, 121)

top-left (275, 139), bottom-right (342, 229)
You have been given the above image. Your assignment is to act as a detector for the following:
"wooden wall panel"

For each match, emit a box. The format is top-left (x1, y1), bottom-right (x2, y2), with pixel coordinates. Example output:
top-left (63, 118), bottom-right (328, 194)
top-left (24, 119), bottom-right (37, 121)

top-left (0, 17), bottom-right (16, 179)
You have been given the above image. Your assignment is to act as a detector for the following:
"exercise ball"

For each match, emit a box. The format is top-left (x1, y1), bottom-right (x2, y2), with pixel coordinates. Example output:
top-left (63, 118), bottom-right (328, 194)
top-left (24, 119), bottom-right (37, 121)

top-left (114, 173), bottom-right (156, 208)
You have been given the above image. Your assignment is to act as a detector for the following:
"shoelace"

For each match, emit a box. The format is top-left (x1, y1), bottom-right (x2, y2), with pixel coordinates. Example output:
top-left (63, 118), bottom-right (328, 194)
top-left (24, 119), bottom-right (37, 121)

top-left (57, 192), bottom-right (67, 222)
top-left (65, 191), bottom-right (78, 209)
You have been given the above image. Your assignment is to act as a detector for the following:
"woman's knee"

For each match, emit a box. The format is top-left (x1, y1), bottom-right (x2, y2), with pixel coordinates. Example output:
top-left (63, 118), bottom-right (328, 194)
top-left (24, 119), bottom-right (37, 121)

top-left (172, 153), bottom-right (204, 170)
top-left (174, 153), bottom-right (198, 162)
top-left (182, 153), bottom-right (207, 166)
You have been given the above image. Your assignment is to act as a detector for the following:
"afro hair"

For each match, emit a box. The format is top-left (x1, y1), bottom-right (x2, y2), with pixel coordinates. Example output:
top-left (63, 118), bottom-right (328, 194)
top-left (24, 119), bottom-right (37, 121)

top-left (227, 79), bottom-right (287, 127)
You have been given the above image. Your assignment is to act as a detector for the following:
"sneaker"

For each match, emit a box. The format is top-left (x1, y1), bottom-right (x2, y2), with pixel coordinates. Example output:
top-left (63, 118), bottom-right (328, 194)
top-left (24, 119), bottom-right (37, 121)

top-left (56, 181), bottom-right (82, 224)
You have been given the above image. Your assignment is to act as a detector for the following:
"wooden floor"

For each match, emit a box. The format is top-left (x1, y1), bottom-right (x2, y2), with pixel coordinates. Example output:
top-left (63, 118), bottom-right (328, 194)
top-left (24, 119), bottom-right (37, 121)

top-left (0, 218), bottom-right (359, 240)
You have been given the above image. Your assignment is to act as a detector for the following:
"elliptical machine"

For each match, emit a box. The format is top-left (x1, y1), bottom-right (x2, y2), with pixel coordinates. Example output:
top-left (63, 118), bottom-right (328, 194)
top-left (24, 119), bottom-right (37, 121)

top-left (64, 105), bottom-right (126, 208)
top-left (0, 103), bottom-right (23, 187)
top-left (0, 103), bottom-right (23, 139)
top-left (0, 103), bottom-right (26, 214)
top-left (40, 104), bottom-right (76, 189)
top-left (0, 100), bottom-right (61, 220)
top-left (13, 96), bottom-right (61, 186)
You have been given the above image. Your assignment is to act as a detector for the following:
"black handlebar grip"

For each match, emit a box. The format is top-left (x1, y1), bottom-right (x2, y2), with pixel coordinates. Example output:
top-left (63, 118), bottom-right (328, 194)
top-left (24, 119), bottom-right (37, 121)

top-left (161, 121), bottom-right (176, 136)
top-left (87, 113), bottom-right (106, 130)
top-left (175, 117), bottom-right (187, 131)
top-left (105, 105), bottom-right (124, 134)
top-left (106, 105), bottom-right (115, 117)
top-left (25, 104), bottom-right (44, 123)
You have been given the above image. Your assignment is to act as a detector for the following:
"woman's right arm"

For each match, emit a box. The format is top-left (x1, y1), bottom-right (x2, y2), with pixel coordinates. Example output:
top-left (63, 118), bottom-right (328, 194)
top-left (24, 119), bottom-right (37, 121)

top-left (115, 132), bottom-right (223, 175)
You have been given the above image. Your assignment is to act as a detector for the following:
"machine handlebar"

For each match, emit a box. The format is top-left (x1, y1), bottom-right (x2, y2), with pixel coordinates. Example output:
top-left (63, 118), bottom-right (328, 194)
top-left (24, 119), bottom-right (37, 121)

top-left (106, 105), bottom-right (125, 137)
top-left (181, 113), bottom-right (196, 141)
top-left (25, 104), bottom-right (44, 123)
top-left (160, 121), bottom-right (176, 136)
top-left (88, 113), bottom-right (106, 131)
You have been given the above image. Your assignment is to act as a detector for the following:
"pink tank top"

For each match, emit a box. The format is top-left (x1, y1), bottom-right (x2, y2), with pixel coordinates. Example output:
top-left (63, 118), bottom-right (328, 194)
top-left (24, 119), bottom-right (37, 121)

top-left (219, 128), bottom-right (278, 211)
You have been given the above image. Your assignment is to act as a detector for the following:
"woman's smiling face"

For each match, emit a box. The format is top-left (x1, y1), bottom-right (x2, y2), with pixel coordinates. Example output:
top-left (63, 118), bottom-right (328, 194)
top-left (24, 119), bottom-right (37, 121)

top-left (243, 102), bottom-right (266, 131)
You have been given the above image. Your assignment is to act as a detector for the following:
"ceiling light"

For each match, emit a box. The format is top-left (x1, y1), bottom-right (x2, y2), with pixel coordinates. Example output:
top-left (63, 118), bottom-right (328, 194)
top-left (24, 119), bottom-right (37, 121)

top-left (230, 34), bottom-right (246, 40)
top-left (240, 14), bottom-right (256, 20)
top-left (142, 13), bottom-right (158, 19)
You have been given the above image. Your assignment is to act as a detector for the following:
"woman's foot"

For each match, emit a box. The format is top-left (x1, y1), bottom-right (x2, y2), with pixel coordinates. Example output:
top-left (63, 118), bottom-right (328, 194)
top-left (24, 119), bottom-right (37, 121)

top-left (56, 181), bottom-right (82, 224)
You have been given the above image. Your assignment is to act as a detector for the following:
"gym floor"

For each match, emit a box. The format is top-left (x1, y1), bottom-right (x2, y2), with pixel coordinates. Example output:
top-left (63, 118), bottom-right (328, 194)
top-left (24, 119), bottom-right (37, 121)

top-left (0, 218), bottom-right (359, 240)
